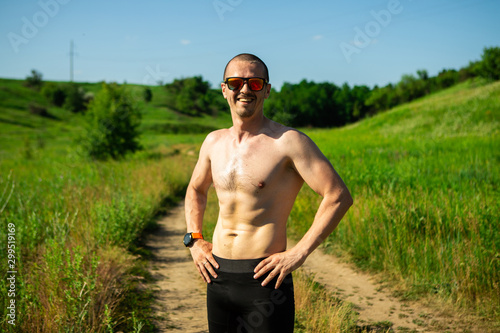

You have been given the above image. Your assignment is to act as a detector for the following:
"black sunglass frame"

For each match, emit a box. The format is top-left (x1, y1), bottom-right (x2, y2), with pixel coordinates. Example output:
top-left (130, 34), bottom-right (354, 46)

top-left (223, 77), bottom-right (268, 91)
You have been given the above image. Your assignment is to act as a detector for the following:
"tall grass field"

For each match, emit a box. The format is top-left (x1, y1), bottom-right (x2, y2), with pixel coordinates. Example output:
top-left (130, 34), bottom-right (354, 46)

top-left (0, 79), bottom-right (210, 332)
top-left (0, 77), bottom-right (498, 332)
top-left (288, 79), bottom-right (500, 324)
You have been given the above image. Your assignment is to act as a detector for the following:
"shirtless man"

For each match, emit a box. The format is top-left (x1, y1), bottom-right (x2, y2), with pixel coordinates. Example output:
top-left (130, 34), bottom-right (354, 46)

top-left (184, 53), bottom-right (353, 332)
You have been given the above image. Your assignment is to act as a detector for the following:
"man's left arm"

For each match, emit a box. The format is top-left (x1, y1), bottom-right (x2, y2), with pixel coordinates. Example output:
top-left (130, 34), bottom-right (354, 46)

top-left (254, 131), bottom-right (353, 288)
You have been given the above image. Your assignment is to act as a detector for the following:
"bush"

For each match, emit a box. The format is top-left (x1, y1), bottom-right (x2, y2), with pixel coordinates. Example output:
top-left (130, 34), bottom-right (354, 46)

top-left (477, 46), bottom-right (500, 81)
top-left (165, 76), bottom-right (210, 115)
top-left (82, 82), bottom-right (142, 160)
top-left (25, 69), bottom-right (43, 90)
top-left (143, 87), bottom-right (152, 103)
top-left (63, 83), bottom-right (87, 113)
top-left (42, 82), bottom-right (67, 107)
top-left (28, 103), bottom-right (49, 117)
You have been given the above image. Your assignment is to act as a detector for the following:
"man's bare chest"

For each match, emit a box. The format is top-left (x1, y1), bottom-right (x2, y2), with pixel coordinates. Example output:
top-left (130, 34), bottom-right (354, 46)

top-left (210, 140), bottom-right (291, 193)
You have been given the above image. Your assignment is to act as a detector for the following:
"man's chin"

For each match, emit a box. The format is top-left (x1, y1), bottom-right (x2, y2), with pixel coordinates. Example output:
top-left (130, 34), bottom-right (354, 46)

top-left (235, 107), bottom-right (256, 118)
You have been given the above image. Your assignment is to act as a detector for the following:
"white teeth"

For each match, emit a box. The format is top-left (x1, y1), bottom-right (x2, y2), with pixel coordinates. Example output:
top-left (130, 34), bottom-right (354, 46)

top-left (239, 99), bottom-right (252, 102)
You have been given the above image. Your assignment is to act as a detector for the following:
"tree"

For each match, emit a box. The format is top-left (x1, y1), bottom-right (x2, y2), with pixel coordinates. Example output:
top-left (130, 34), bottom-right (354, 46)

top-left (458, 62), bottom-right (478, 82)
top-left (63, 83), bottom-right (87, 113)
top-left (350, 85), bottom-right (371, 119)
top-left (143, 87), bottom-right (153, 103)
top-left (41, 82), bottom-right (67, 107)
top-left (416, 69), bottom-right (429, 81)
top-left (165, 76), bottom-right (210, 115)
top-left (82, 83), bottom-right (142, 160)
top-left (24, 69), bottom-right (43, 90)
top-left (477, 46), bottom-right (500, 81)
top-left (435, 69), bottom-right (458, 90)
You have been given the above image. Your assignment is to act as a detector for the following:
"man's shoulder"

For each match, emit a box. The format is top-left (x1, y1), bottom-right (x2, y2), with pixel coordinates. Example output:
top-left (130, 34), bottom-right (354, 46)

top-left (266, 119), bottom-right (301, 139)
top-left (272, 122), bottom-right (311, 146)
top-left (204, 128), bottom-right (230, 144)
top-left (270, 123), bottom-right (320, 158)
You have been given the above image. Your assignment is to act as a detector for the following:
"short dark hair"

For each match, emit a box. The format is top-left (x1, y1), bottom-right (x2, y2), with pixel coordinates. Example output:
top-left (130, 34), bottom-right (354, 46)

top-left (223, 53), bottom-right (269, 82)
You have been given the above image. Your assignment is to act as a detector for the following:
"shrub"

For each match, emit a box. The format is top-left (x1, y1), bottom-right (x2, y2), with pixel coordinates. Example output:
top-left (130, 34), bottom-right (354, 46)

top-left (143, 87), bottom-right (152, 103)
top-left (42, 82), bottom-right (67, 107)
top-left (82, 82), bottom-right (142, 160)
top-left (24, 69), bottom-right (43, 90)
top-left (477, 46), bottom-right (500, 81)
top-left (165, 76), bottom-right (210, 115)
top-left (63, 83), bottom-right (87, 113)
top-left (28, 102), bottom-right (50, 117)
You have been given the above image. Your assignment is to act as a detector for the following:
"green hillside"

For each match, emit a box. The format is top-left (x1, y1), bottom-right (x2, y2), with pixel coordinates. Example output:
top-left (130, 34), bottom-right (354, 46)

top-left (0, 78), bottom-right (231, 332)
top-left (0, 77), bottom-right (498, 331)
top-left (286, 78), bottom-right (499, 326)
top-left (0, 78), bottom-right (232, 160)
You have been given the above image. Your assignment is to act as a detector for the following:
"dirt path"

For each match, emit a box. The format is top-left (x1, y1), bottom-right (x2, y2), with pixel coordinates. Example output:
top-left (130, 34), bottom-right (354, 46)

top-left (146, 203), bottom-right (458, 332)
top-left (146, 203), bottom-right (208, 333)
top-left (291, 239), bottom-right (454, 332)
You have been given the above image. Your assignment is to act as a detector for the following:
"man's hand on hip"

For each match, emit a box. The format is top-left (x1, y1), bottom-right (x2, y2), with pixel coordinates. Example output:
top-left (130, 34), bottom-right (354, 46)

top-left (253, 250), bottom-right (306, 289)
top-left (189, 239), bottom-right (219, 283)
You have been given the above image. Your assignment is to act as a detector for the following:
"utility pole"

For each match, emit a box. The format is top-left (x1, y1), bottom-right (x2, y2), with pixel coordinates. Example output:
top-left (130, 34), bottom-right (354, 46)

top-left (70, 40), bottom-right (74, 82)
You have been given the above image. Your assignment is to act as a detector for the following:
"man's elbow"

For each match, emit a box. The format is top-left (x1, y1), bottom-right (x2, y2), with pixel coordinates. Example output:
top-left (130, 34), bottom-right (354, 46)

top-left (334, 187), bottom-right (353, 211)
top-left (343, 189), bottom-right (354, 208)
top-left (186, 183), bottom-right (209, 201)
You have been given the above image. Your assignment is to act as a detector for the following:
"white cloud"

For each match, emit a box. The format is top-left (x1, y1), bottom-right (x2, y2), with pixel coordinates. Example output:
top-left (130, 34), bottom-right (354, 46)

top-left (180, 39), bottom-right (191, 45)
top-left (312, 35), bottom-right (324, 41)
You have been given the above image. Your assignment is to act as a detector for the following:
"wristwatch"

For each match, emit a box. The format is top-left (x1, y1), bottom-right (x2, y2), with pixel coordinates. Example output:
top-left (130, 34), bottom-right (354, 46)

top-left (183, 232), bottom-right (203, 247)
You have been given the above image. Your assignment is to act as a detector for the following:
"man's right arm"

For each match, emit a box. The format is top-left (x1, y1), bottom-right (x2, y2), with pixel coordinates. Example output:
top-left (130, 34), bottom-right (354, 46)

top-left (185, 133), bottom-right (219, 283)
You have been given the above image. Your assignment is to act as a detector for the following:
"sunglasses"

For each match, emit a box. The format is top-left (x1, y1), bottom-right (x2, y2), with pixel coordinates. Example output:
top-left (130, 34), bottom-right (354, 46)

top-left (224, 77), bottom-right (268, 91)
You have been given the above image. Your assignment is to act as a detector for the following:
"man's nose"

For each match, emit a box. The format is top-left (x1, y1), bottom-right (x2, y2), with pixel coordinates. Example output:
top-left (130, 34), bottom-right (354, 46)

top-left (240, 81), bottom-right (251, 92)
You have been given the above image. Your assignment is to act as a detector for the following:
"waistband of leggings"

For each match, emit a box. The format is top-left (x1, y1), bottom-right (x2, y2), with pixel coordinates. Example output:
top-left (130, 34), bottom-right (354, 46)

top-left (212, 254), bottom-right (266, 273)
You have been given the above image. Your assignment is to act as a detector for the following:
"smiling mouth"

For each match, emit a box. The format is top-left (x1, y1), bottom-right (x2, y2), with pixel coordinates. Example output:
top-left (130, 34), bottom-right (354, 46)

top-left (237, 96), bottom-right (255, 104)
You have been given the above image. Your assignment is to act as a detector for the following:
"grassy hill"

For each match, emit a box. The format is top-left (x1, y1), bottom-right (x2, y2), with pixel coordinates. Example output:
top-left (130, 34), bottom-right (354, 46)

top-left (0, 78), bottom-right (232, 332)
top-left (0, 78), bottom-right (232, 160)
top-left (286, 78), bottom-right (499, 327)
top-left (0, 77), bottom-right (498, 331)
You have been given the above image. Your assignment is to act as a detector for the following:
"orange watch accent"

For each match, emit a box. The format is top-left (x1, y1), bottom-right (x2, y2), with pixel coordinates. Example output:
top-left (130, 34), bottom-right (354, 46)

top-left (192, 233), bottom-right (203, 240)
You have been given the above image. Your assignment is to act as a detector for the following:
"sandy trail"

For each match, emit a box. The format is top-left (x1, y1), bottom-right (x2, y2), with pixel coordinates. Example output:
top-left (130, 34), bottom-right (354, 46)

top-left (292, 239), bottom-right (453, 332)
top-left (146, 203), bottom-right (458, 332)
top-left (146, 203), bottom-right (208, 333)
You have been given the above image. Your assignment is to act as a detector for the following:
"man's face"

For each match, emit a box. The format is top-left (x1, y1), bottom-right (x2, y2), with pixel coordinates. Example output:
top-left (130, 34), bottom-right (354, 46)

top-left (221, 60), bottom-right (271, 119)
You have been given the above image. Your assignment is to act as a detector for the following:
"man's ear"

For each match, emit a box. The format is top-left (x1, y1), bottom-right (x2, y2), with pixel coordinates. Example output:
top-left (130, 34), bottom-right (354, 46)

top-left (221, 82), bottom-right (228, 99)
top-left (264, 83), bottom-right (271, 99)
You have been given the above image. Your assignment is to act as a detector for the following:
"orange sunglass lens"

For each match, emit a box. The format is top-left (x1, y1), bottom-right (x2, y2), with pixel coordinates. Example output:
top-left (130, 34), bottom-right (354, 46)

top-left (227, 78), bottom-right (243, 90)
top-left (249, 79), bottom-right (264, 91)
top-left (226, 78), bottom-right (265, 91)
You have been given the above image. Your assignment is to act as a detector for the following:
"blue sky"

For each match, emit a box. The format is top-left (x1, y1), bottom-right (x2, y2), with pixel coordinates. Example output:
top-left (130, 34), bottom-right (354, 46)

top-left (1, 0), bottom-right (499, 90)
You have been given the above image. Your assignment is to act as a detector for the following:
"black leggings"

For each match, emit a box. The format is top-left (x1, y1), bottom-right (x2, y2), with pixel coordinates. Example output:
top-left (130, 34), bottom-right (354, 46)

top-left (207, 255), bottom-right (294, 333)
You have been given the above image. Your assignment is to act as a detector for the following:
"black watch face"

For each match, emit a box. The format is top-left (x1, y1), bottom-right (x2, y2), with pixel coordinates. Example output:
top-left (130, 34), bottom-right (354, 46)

top-left (183, 233), bottom-right (192, 246)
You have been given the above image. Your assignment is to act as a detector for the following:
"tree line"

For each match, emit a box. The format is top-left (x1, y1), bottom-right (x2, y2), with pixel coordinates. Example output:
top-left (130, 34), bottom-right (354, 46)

top-left (265, 46), bottom-right (499, 127)
top-left (164, 46), bottom-right (499, 127)
top-left (23, 46), bottom-right (498, 160)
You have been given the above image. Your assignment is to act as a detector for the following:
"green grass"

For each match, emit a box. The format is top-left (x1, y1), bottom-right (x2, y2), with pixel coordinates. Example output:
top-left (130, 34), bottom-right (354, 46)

top-left (0, 78), bottom-right (219, 332)
top-left (288, 79), bottom-right (500, 324)
top-left (0, 77), bottom-right (498, 331)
